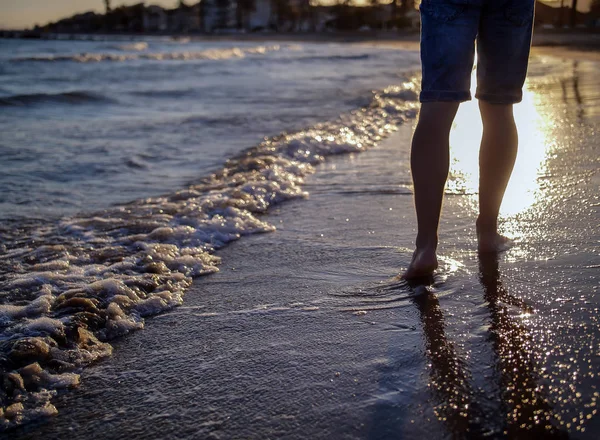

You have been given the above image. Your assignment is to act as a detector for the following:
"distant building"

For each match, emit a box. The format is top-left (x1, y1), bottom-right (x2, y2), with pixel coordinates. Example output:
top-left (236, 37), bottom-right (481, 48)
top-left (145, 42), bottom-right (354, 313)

top-left (311, 6), bottom-right (336, 32)
top-left (202, 0), bottom-right (237, 32)
top-left (266, 0), bottom-right (314, 32)
top-left (246, 0), bottom-right (273, 31)
top-left (169, 2), bottom-right (202, 32)
top-left (42, 0), bottom-right (572, 35)
top-left (289, 0), bottom-right (314, 31)
top-left (202, 0), bottom-right (309, 33)
top-left (144, 5), bottom-right (168, 32)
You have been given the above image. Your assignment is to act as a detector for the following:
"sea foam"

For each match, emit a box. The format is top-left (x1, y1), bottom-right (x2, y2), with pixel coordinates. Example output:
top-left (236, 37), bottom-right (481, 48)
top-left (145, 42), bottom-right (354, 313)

top-left (112, 42), bottom-right (149, 52)
top-left (13, 44), bottom-right (285, 63)
top-left (0, 78), bottom-right (419, 431)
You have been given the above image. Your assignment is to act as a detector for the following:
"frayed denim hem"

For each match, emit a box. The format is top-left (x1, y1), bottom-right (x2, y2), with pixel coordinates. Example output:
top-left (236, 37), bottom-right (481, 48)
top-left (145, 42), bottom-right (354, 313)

top-left (475, 91), bottom-right (523, 105)
top-left (419, 90), bottom-right (471, 103)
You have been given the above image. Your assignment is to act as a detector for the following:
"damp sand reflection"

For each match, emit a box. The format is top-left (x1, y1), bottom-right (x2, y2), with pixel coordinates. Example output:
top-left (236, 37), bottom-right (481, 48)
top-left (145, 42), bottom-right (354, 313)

top-left (410, 56), bottom-right (600, 438)
top-left (448, 58), bottom-right (600, 227)
top-left (407, 254), bottom-right (569, 438)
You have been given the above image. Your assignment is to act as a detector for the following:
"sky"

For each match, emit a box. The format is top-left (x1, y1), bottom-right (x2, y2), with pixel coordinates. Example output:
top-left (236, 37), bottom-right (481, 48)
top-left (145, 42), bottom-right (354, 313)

top-left (0, 0), bottom-right (594, 30)
top-left (0, 0), bottom-right (175, 29)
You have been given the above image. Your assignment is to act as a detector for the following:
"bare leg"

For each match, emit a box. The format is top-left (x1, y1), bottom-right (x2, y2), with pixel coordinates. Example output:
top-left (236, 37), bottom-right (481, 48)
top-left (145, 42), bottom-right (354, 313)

top-left (477, 101), bottom-right (518, 252)
top-left (404, 102), bottom-right (460, 279)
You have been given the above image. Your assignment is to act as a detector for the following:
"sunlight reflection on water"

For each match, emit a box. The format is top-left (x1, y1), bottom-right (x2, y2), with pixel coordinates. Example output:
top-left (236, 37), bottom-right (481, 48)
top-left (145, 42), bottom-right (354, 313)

top-left (448, 68), bottom-right (553, 237)
top-left (440, 58), bottom-right (600, 437)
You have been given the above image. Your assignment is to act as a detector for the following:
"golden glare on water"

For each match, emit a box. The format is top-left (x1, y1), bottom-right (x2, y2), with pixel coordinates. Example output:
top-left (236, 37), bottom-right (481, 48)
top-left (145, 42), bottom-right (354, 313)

top-left (448, 69), bottom-right (553, 219)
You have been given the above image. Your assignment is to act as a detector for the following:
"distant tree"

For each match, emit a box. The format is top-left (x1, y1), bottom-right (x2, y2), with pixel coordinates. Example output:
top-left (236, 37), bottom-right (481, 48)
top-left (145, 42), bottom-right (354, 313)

top-left (571, 0), bottom-right (578, 27)
top-left (104, 0), bottom-right (111, 14)
top-left (591, 0), bottom-right (600, 17)
top-left (390, 0), bottom-right (397, 22)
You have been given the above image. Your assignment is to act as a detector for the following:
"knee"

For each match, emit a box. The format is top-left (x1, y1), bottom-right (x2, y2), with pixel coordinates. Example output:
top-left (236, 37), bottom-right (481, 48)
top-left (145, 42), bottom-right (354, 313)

top-left (479, 100), bottom-right (514, 120)
top-left (417, 102), bottom-right (460, 129)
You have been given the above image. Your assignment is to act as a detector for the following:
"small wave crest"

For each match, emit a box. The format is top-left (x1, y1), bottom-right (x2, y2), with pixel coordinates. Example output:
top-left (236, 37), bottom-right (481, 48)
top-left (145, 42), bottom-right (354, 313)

top-left (111, 42), bottom-right (149, 52)
top-left (0, 91), bottom-right (111, 107)
top-left (12, 44), bottom-right (285, 63)
top-left (0, 78), bottom-right (420, 431)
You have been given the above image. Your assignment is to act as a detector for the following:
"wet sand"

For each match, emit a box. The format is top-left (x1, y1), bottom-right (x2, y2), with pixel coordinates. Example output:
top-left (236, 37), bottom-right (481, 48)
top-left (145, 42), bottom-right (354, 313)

top-left (10, 51), bottom-right (600, 439)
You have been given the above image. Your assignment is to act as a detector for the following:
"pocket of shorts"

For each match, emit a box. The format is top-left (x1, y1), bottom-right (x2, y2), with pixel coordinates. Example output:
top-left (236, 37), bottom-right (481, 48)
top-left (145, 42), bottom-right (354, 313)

top-left (504, 0), bottom-right (535, 27)
top-left (419, 0), bottom-right (467, 23)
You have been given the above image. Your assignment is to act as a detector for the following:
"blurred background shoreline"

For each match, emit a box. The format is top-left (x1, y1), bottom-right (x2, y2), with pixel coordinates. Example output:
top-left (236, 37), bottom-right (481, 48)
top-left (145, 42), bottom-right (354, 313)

top-left (2, 0), bottom-right (600, 48)
top-left (2, 30), bottom-right (600, 62)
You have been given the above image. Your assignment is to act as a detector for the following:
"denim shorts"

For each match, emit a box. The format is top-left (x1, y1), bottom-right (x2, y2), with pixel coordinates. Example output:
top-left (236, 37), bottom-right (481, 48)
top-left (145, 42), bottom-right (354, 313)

top-left (419, 0), bottom-right (535, 104)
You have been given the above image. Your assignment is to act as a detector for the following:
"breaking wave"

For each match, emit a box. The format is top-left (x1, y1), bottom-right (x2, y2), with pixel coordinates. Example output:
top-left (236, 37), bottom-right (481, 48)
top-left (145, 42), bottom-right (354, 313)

top-left (12, 44), bottom-right (286, 63)
top-left (111, 42), bottom-right (149, 52)
top-left (0, 78), bottom-right (420, 431)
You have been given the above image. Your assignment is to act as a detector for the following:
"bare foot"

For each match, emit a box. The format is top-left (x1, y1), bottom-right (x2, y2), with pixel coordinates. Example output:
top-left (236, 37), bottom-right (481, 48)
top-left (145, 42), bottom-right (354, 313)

top-left (403, 248), bottom-right (438, 279)
top-left (477, 232), bottom-right (513, 253)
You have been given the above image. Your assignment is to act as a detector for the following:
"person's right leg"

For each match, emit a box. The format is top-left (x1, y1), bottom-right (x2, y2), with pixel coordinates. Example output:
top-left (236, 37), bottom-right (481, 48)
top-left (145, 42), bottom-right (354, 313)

top-left (403, 1), bottom-right (480, 279)
top-left (477, 101), bottom-right (518, 252)
top-left (405, 102), bottom-right (459, 279)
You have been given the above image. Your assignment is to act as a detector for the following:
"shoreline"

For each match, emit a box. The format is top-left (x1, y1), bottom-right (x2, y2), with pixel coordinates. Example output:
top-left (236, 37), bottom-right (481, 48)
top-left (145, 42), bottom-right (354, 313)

top-left (3, 30), bottom-right (600, 62)
top-left (2, 28), bottom-right (600, 47)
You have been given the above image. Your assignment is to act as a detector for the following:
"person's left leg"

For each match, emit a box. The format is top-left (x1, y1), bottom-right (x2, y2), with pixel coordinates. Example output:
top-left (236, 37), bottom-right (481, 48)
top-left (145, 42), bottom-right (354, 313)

top-left (475, 0), bottom-right (535, 252)
top-left (477, 101), bottom-right (518, 252)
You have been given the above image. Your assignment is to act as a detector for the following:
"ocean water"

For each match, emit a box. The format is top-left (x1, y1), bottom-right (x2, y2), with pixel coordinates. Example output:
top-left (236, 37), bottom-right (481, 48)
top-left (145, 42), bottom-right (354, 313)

top-left (0, 37), bottom-right (419, 222)
top-left (0, 37), bottom-right (421, 430)
top-left (2, 37), bottom-right (600, 438)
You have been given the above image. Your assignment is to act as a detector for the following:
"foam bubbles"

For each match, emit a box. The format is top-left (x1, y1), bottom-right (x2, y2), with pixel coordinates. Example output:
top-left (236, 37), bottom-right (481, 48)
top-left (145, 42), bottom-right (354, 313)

top-left (113, 42), bottom-right (149, 52)
top-left (13, 44), bottom-right (285, 63)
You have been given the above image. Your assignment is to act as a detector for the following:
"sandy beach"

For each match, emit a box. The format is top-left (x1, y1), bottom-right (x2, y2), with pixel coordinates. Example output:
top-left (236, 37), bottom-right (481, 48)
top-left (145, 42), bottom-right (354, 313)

top-left (4, 43), bottom-right (599, 439)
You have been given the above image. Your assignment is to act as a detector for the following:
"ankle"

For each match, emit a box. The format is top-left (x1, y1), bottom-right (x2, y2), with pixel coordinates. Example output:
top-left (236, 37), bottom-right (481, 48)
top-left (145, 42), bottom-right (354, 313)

top-left (415, 234), bottom-right (438, 251)
top-left (476, 217), bottom-right (497, 236)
